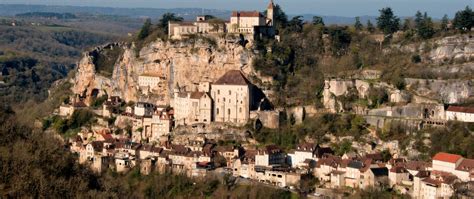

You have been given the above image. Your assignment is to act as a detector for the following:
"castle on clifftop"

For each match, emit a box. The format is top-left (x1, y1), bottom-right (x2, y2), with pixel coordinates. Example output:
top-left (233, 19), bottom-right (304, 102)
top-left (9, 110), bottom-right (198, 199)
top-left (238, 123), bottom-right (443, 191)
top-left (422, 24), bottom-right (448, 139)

top-left (169, 0), bottom-right (275, 39)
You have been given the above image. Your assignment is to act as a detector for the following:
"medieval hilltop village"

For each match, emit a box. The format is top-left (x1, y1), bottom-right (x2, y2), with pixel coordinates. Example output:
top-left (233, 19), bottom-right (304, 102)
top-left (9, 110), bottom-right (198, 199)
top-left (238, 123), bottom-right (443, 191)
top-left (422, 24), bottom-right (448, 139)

top-left (49, 1), bottom-right (474, 198)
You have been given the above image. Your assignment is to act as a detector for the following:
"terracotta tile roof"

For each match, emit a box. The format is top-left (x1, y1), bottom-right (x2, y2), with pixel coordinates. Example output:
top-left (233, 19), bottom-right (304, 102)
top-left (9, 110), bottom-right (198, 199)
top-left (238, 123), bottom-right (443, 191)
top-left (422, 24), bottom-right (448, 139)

top-left (456, 158), bottom-right (474, 172)
top-left (415, 170), bottom-right (431, 178)
top-left (171, 144), bottom-right (189, 154)
top-left (388, 158), bottom-right (407, 166)
top-left (433, 152), bottom-right (463, 163)
top-left (190, 91), bottom-right (205, 99)
top-left (317, 155), bottom-right (342, 168)
top-left (422, 178), bottom-right (442, 186)
top-left (390, 166), bottom-right (408, 173)
top-left (447, 106), bottom-right (474, 114)
top-left (296, 142), bottom-right (316, 152)
top-left (259, 145), bottom-right (282, 155)
top-left (405, 161), bottom-right (430, 171)
top-left (242, 150), bottom-right (258, 164)
top-left (214, 70), bottom-right (249, 86)
top-left (231, 11), bottom-right (263, 18)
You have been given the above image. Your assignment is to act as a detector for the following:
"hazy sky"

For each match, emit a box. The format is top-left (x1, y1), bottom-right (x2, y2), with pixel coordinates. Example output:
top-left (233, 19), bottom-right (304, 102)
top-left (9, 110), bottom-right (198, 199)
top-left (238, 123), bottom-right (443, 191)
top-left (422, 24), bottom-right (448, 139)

top-left (0, 0), bottom-right (472, 17)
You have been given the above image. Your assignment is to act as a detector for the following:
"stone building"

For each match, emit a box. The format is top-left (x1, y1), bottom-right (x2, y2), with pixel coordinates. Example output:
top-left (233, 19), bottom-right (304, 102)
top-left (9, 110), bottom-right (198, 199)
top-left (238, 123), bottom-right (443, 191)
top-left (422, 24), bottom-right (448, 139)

top-left (168, 1), bottom-right (275, 39)
top-left (211, 70), bottom-right (251, 125)
top-left (173, 88), bottom-right (212, 125)
top-left (446, 106), bottom-right (474, 123)
top-left (138, 73), bottom-right (162, 90)
top-left (228, 0), bottom-right (274, 34)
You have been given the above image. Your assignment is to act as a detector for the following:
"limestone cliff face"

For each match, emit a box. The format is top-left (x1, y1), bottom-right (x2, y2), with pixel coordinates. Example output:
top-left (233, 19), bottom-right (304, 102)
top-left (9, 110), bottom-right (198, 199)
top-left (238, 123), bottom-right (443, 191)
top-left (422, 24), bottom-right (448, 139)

top-left (394, 35), bottom-right (473, 63)
top-left (429, 35), bottom-right (474, 62)
top-left (72, 38), bottom-right (254, 105)
top-left (405, 78), bottom-right (473, 104)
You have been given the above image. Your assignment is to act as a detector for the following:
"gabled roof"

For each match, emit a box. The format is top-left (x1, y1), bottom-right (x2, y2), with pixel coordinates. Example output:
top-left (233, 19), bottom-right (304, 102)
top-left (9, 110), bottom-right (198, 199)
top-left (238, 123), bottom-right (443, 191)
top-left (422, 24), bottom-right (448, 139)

top-left (231, 11), bottom-right (264, 18)
top-left (390, 166), bottom-right (408, 173)
top-left (258, 145), bottom-right (281, 155)
top-left (447, 106), bottom-right (474, 114)
top-left (296, 142), bottom-right (316, 152)
top-left (433, 152), bottom-right (463, 163)
top-left (405, 160), bottom-right (430, 171)
top-left (415, 170), bottom-right (431, 178)
top-left (214, 70), bottom-right (250, 86)
top-left (190, 91), bottom-right (206, 99)
top-left (456, 158), bottom-right (474, 172)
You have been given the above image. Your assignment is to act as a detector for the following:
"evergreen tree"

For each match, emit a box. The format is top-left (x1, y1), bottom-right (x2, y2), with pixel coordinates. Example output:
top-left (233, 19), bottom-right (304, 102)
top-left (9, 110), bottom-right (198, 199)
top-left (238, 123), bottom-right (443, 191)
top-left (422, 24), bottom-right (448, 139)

top-left (440, 14), bottom-right (449, 31)
top-left (402, 18), bottom-right (412, 31)
top-left (376, 7), bottom-right (400, 35)
top-left (414, 11), bottom-right (423, 30)
top-left (137, 18), bottom-right (152, 40)
top-left (415, 12), bottom-right (435, 39)
top-left (273, 4), bottom-right (289, 30)
top-left (354, 16), bottom-right (363, 31)
top-left (367, 20), bottom-right (375, 33)
top-left (159, 13), bottom-right (183, 33)
top-left (453, 6), bottom-right (474, 31)
top-left (312, 16), bottom-right (325, 26)
top-left (288, 16), bottom-right (304, 33)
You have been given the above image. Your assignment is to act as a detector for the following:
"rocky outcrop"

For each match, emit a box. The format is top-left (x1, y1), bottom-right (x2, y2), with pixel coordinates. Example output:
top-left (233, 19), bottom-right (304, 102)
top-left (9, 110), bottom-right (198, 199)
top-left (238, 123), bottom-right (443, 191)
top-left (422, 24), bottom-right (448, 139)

top-left (429, 35), bottom-right (474, 62)
top-left (405, 78), bottom-right (473, 104)
top-left (72, 37), bottom-right (254, 105)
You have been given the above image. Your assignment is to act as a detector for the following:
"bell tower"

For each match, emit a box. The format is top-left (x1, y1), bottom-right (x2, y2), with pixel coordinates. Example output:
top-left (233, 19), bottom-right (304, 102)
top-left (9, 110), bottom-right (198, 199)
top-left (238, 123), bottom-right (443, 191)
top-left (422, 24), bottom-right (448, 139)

top-left (267, 0), bottom-right (274, 26)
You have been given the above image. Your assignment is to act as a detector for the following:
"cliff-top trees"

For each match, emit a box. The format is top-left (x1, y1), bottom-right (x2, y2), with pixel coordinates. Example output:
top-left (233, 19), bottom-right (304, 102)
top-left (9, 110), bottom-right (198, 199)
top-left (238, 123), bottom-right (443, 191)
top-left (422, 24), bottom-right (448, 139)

top-left (440, 14), bottom-right (449, 32)
top-left (354, 17), bottom-right (363, 31)
top-left (312, 16), bottom-right (325, 26)
top-left (376, 7), bottom-right (400, 35)
top-left (137, 18), bottom-right (152, 40)
top-left (159, 13), bottom-right (184, 34)
top-left (366, 20), bottom-right (375, 33)
top-left (414, 11), bottom-right (435, 39)
top-left (453, 6), bottom-right (474, 31)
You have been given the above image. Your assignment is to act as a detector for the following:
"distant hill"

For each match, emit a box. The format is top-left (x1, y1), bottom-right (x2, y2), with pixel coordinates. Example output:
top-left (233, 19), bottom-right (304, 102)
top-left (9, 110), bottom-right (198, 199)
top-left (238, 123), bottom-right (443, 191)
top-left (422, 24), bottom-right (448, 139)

top-left (0, 4), bottom-right (230, 21)
top-left (1, 4), bottom-right (380, 24)
top-left (16, 12), bottom-right (77, 19)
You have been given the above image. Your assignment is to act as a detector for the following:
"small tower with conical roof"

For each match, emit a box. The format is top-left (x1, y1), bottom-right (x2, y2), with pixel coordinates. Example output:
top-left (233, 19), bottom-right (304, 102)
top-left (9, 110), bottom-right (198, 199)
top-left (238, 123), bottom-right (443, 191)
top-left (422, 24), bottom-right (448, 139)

top-left (267, 0), bottom-right (275, 26)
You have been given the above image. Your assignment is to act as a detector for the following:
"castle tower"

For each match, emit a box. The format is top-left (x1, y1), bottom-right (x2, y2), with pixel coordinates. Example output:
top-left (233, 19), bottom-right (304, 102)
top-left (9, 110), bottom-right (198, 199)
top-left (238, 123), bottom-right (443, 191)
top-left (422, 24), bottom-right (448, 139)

top-left (267, 0), bottom-right (274, 26)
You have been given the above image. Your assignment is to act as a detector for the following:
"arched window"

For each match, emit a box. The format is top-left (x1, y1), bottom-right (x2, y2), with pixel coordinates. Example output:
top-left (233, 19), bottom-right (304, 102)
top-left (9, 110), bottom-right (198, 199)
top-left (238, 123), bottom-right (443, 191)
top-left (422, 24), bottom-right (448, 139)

top-left (216, 108), bottom-right (219, 115)
top-left (223, 97), bottom-right (226, 102)
top-left (228, 109), bottom-right (231, 115)
top-left (239, 107), bottom-right (242, 113)
top-left (229, 90), bottom-right (231, 95)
